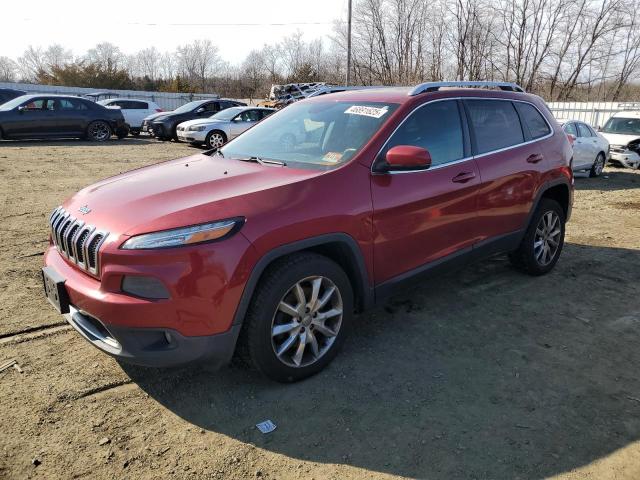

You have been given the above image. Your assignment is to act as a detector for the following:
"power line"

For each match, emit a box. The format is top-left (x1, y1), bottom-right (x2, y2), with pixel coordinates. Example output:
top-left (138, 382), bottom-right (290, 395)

top-left (126, 21), bottom-right (337, 27)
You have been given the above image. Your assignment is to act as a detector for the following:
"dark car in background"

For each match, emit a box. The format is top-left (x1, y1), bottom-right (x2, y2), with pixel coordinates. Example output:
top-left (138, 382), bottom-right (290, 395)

top-left (0, 88), bottom-right (27, 106)
top-left (0, 94), bottom-right (127, 142)
top-left (150, 98), bottom-right (246, 141)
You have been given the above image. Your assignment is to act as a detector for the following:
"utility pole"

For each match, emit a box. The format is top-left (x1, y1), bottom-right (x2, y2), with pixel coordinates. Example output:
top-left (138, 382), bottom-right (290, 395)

top-left (346, 0), bottom-right (352, 86)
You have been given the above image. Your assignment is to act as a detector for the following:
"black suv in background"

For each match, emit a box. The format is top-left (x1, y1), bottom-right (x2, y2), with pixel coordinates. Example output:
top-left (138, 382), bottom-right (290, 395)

top-left (0, 88), bottom-right (26, 106)
top-left (150, 98), bottom-right (246, 141)
top-left (0, 95), bottom-right (127, 142)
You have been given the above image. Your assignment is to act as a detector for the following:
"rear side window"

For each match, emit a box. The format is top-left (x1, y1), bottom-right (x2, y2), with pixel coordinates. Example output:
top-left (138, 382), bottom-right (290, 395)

top-left (515, 102), bottom-right (550, 139)
top-left (465, 100), bottom-right (524, 154)
top-left (381, 100), bottom-right (464, 167)
top-left (121, 101), bottom-right (148, 109)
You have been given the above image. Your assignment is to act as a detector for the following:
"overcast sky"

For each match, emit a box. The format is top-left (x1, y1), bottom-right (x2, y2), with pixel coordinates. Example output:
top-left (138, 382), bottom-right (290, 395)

top-left (1, 0), bottom-right (347, 62)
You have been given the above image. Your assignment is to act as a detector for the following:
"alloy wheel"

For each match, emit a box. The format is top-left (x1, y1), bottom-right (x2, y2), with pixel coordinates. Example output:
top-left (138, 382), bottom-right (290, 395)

top-left (208, 132), bottom-right (225, 149)
top-left (271, 276), bottom-right (343, 368)
top-left (594, 155), bottom-right (604, 175)
top-left (89, 121), bottom-right (110, 141)
top-left (534, 211), bottom-right (561, 266)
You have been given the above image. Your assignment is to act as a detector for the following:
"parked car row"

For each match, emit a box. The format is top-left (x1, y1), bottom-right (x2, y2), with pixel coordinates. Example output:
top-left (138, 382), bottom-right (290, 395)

top-left (97, 98), bottom-right (163, 136)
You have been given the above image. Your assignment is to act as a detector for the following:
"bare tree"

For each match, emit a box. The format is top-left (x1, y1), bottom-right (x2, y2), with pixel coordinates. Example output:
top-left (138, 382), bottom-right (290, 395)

top-left (17, 46), bottom-right (45, 82)
top-left (0, 56), bottom-right (17, 82)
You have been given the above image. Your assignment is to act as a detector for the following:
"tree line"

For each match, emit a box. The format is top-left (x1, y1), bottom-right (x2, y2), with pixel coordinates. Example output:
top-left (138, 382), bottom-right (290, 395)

top-left (0, 0), bottom-right (639, 101)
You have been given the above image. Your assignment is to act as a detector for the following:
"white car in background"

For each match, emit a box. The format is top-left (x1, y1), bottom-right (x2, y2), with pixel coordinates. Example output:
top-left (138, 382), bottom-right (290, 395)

top-left (598, 111), bottom-right (640, 169)
top-left (558, 119), bottom-right (609, 177)
top-left (176, 106), bottom-right (275, 148)
top-left (98, 98), bottom-right (163, 136)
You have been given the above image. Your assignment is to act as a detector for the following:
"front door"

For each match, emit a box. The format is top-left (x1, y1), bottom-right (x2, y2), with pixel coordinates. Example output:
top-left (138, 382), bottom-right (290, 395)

top-left (371, 99), bottom-right (480, 284)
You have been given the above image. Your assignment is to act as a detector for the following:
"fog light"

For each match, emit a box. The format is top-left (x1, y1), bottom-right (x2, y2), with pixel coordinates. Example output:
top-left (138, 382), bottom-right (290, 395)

top-left (121, 276), bottom-right (169, 299)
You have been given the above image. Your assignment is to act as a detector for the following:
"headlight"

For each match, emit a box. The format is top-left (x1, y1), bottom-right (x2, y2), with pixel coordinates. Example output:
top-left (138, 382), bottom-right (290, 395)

top-left (188, 125), bottom-right (208, 131)
top-left (120, 218), bottom-right (244, 250)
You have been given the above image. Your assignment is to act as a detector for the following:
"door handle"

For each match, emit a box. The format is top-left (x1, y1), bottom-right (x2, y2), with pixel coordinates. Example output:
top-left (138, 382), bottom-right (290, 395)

top-left (452, 171), bottom-right (476, 183)
top-left (526, 153), bottom-right (544, 164)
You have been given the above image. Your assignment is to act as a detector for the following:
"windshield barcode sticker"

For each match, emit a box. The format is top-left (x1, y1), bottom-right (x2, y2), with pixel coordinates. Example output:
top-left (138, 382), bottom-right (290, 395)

top-left (345, 105), bottom-right (389, 118)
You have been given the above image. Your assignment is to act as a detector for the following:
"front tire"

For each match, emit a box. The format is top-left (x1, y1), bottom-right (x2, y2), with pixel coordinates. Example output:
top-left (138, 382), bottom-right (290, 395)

top-left (238, 252), bottom-right (353, 382)
top-left (589, 153), bottom-right (605, 177)
top-left (205, 130), bottom-right (226, 149)
top-left (509, 198), bottom-right (565, 276)
top-left (87, 121), bottom-right (112, 142)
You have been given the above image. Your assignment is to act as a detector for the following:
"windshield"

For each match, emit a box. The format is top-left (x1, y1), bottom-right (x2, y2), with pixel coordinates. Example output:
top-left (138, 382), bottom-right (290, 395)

top-left (0, 96), bottom-right (29, 111)
top-left (602, 117), bottom-right (640, 135)
top-left (209, 107), bottom-right (244, 121)
top-left (220, 101), bottom-right (399, 168)
top-left (173, 101), bottom-right (205, 114)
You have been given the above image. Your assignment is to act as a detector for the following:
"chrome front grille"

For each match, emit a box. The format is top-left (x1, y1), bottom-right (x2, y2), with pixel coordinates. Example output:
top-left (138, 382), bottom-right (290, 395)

top-left (49, 207), bottom-right (109, 277)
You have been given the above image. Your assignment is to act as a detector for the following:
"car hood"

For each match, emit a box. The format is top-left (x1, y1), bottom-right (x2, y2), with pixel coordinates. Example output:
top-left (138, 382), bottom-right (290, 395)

top-left (143, 111), bottom-right (169, 121)
top-left (599, 132), bottom-right (640, 146)
top-left (179, 118), bottom-right (224, 129)
top-left (61, 154), bottom-right (323, 238)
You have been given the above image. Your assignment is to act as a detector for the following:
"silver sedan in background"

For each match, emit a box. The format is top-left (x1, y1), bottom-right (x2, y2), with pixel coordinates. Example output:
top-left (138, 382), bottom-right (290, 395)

top-left (176, 106), bottom-right (275, 148)
top-left (559, 119), bottom-right (610, 177)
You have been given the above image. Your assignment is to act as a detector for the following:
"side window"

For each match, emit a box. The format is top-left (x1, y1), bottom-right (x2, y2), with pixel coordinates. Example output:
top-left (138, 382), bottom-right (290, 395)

top-left (381, 100), bottom-right (464, 167)
top-left (126, 101), bottom-right (148, 109)
top-left (576, 123), bottom-right (592, 138)
top-left (563, 122), bottom-right (577, 137)
top-left (204, 102), bottom-right (220, 112)
top-left (465, 100), bottom-right (524, 154)
top-left (515, 102), bottom-right (550, 139)
top-left (21, 99), bottom-right (46, 111)
top-left (260, 110), bottom-right (274, 120)
top-left (54, 99), bottom-right (88, 111)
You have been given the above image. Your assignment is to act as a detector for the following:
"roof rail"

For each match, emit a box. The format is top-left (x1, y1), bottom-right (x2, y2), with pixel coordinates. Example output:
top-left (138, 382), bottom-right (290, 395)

top-left (409, 81), bottom-right (525, 96)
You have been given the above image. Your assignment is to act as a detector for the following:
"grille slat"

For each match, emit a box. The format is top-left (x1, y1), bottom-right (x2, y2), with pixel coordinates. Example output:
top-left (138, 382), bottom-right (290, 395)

top-left (48, 207), bottom-right (109, 277)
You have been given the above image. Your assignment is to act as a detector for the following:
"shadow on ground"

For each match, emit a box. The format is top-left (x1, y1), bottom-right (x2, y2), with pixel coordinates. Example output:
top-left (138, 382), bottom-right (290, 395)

top-left (573, 166), bottom-right (639, 191)
top-left (123, 243), bottom-right (640, 479)
top-left (0, 137), bottom-right (159, 147)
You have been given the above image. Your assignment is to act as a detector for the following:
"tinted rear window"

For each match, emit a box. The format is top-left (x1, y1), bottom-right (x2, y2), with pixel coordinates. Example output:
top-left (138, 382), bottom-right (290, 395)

top-left (465, 100), bottom-right (524, 154)
top-left (515, 102), bottom-right (550, 139)
top-left (563, 122), bottom-right (577, 136)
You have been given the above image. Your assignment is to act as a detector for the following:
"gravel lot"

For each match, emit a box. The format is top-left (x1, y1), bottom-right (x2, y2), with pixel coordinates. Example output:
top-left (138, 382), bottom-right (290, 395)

top-left (0, 138), bottom-right (639, 480)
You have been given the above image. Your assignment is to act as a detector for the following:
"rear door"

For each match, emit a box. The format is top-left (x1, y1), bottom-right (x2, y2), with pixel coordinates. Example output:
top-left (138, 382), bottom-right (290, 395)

top-left (576, 122), bottom-right (598, 168)
top-left (465, 99), bottom-right (551, 243)
top-left (371, 99), bottom-right (481, 283)
top-left (51, 98), bottom-right (89, 136)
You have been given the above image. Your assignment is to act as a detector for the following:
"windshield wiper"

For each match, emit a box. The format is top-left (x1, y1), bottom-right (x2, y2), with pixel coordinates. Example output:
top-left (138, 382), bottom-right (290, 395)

top-left (237, 156), bottom-right (287, 167)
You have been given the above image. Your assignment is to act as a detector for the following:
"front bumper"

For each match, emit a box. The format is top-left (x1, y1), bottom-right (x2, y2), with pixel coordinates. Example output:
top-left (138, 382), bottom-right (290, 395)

top-left (177, 130), bottom-right (207, 143)
top-left (609, 150), bottom-right (640, 168)
top-left (42, 230), bottom-right (257, 367)
top-left (64, 304), bottom-right (241, 368)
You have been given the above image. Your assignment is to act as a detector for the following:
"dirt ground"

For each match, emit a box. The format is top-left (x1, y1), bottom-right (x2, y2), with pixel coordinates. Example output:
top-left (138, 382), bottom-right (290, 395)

top-left (0, 137), bottom-right (639, 480)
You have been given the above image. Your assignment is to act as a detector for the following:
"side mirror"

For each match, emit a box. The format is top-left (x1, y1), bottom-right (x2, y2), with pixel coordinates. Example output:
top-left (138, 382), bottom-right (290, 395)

top-left (17, 105), bottom-right (26, 113)
top-left (385, 145), bottom-right (431, 171)
top-left (597, 126), bottom-right (602, 131)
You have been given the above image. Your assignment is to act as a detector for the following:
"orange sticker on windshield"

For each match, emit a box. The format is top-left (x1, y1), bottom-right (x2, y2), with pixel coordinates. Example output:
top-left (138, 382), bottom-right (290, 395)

top-left (322, 152), bottom-right (343, 163)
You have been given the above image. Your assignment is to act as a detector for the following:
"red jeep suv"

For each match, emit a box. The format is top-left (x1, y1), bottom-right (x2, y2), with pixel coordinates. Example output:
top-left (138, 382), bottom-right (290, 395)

top-left (42, 81), bottom-right (573, 382)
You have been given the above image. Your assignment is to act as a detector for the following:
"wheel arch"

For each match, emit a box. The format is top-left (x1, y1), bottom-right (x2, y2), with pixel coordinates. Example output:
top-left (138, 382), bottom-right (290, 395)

top-left (530, 179), bottom-right (571, 224)
top-left (232, 233), bottom-right (373, 327)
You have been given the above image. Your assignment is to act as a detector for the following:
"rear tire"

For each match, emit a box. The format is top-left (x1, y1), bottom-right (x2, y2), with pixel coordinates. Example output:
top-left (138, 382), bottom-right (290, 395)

top-left (509, 198), bottom-right (565, 276)
top-left (589, 152), bottom-right (605, 177)
top-left (237, 252), bottom-right (353, 382)
top-left (87, 121), bottom-right (112, 142)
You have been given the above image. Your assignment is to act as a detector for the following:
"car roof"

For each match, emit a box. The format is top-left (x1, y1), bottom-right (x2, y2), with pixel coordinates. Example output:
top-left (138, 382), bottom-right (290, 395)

top-left (14, 94), bottom-right (86, 101)
top-left (101, 97), bottom-right (153, 103)
top-left (612, 111), bottom-right (640, 118)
